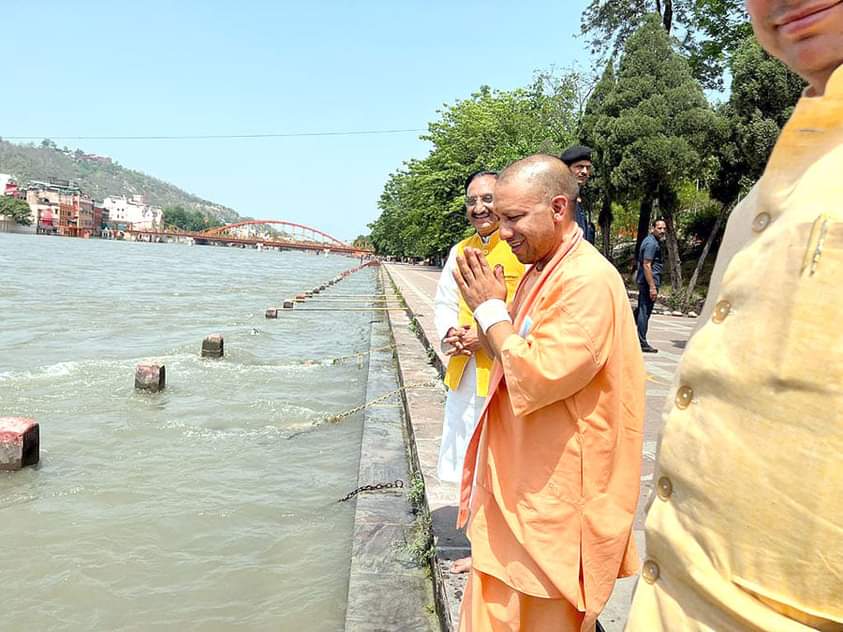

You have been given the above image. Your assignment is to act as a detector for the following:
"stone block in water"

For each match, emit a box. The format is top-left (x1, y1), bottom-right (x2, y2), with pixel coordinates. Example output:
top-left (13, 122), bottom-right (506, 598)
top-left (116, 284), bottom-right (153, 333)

top-left (201, 334), bottom-right (224, 358)
top-left (135, 364), bottom-right (166, 392)
top-left (0, 417), bottom-right (39, 471)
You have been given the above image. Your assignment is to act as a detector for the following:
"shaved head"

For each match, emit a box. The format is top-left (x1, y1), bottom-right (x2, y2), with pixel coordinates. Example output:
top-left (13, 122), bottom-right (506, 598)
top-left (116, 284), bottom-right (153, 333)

top-left (494, 154), bottom-right (581, 265)
top-left (497, 154), bottom-right (579, 206)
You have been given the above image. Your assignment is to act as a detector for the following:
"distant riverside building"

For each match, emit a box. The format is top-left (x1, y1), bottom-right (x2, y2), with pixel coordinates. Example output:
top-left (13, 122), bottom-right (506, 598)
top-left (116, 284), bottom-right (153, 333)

top-left (102, 194), bottom-right (163, 231)
top-left (0, 174), bottom-right (35, 234)
top-left (24, 179), bottom-right (95, 237)
top-left (1, 173), bottom-right (18, 196)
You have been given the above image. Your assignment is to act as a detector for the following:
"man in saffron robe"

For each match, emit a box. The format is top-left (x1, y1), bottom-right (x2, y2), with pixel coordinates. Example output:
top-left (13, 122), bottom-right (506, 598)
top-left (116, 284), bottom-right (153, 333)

top-left (453, 155), bottom-right (646, 631)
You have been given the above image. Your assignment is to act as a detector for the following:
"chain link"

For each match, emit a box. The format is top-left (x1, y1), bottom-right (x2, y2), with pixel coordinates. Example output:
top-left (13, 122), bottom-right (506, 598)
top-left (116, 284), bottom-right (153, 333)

top-left (286, 380), bottom-right (440, 440)
top-left (329, 344), bottom-right (397, 366)
top-left (323, 380), bottom-right (438, 423)
top-left (337, 479), bottom-right (405, 502)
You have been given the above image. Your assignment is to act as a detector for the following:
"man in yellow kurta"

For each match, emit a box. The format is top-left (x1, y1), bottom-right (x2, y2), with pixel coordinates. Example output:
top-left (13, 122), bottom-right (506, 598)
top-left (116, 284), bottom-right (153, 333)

top-left (434, 171), bottom-right (525, 484)
top-left (626, 2), bottom-right (843, 630)
top-left (453, 155), bottom-right (646, 631)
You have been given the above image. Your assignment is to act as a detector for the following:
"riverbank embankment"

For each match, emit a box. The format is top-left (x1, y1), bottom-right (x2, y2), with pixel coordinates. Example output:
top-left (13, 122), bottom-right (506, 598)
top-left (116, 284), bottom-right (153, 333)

top-left (344, 267), bottom-right (439, 631)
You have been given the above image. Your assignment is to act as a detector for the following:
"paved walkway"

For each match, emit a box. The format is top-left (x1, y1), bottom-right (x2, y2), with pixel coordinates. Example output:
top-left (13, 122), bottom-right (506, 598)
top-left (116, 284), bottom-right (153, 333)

top-left (383, 262), bottom-right (696, 631)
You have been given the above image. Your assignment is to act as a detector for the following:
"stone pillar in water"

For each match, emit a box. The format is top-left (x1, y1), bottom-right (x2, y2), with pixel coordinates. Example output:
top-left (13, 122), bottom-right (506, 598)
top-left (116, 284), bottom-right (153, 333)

top-left (201, 334), bottom-right (224, 358)
top-left (135, 364), bottom-right (166, 392)
top-left (0, 417), bottom-right (40, 470)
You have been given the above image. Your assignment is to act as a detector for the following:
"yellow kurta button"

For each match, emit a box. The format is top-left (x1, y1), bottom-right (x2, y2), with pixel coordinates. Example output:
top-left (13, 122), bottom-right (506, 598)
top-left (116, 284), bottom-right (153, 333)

top-left (712, 300), bottom-right (731, 323)
top-left (752, 212), bottom-right (771, 232)
top-left (675, 385), bottom-right (693, 409)
top-left (657, 476), bottom-right (673, 500)
top-left (642, 560), bottom-right (660, 584)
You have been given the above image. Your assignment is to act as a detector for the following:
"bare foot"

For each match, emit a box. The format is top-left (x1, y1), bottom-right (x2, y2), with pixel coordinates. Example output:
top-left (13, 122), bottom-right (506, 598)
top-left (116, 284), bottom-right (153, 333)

top-left (450, 556), bottom-right (472, 574)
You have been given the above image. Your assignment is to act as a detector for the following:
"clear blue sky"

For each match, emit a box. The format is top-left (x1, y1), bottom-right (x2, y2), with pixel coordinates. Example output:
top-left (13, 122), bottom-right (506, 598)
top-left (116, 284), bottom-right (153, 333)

top-left (1, 1), bottom-right (592, 241)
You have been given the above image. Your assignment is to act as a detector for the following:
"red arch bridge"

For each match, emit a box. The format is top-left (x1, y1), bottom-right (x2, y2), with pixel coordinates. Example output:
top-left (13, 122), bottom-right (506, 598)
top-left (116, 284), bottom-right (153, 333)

top-left (126, 220), bottom-right (373, 255)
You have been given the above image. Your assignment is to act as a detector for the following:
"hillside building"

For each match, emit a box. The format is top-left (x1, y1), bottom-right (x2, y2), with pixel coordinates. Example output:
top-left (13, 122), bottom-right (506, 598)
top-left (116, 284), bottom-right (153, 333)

top-left (24, 179), bottom-right (95, 237)
top-left (102, 194), bottom-right (162, 231)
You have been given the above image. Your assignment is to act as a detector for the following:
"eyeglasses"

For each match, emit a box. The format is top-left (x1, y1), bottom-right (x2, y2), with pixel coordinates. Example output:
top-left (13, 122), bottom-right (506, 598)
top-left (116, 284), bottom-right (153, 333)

top-left (465, 194), bottom-right (493, 208)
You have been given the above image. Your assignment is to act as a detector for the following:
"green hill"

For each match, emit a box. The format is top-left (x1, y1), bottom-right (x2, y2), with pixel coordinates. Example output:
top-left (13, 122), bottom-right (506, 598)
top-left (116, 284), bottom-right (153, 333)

top-left (0, 139), bottom-right (240, 223)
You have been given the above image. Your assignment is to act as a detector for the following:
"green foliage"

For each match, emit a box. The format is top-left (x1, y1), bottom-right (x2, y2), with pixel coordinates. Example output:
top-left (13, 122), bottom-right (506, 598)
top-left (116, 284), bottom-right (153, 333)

top-left (580, 0), bottom-right (752, 89)
top-left (709, 36), bottom-right (804, 203)
top-left (405, 511), bottom-right (435, 566)
top-left (369, 75), bottom-right (583, 259)
top-left (163, 205), bottom-right (222, 231)
top-left (407, 474), bottom-right (426, 510)
top-left (587, 16), bottom-right (727, 290)
top-left (599, 16), bottom-right (725, 198)
top-left (352, 234), bottom-right (372, 249)
top-left (0, 196), bottom-right (32, 225)
top-left (0, 139), bottom-right (239, 224)
top-left (676, 181), bottom-right (722, 241)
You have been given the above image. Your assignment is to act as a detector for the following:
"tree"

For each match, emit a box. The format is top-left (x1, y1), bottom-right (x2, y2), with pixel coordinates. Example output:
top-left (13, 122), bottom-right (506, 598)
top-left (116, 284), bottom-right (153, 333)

top-left (0, 196), bottom-right (33, 225)
top-left (369, 75), bottom-right (584, 259)
top-left (684, 36), bottom-right (803, 304)
top-left (580, 0), bottom-right (752, 88)
top-left (352, 234), bottom-right (373, 249)
top-left (163, 205), bottom-right (220, 232)
top-left (597, 15), bottom-right (726, 292)
top-left (580, 61), bottom-right (617, 258)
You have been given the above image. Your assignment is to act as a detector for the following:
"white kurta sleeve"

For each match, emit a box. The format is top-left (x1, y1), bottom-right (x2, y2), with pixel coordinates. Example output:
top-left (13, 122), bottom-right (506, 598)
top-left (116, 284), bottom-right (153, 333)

top-left (434, 245), bottom-right (461, 353)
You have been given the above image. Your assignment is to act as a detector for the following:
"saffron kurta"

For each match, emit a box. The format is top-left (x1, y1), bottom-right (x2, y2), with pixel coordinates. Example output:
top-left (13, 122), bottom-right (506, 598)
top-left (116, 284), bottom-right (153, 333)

top-left (625, 65), bottom-right (843, 632)
top-left (434, 231), bottom-right (524, 482)
top-left (458, 230), bottom-right (646, 630)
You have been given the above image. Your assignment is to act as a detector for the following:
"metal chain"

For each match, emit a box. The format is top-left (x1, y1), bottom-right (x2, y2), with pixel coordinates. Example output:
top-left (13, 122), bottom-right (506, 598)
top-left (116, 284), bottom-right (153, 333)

top-left (338, 479), bottom-right (405, 502)
top-left (324, 380), bottom-right (439, 423)
top-left (329, 344), bottom-right (397, 366)
top-left (286, 380), bottom-right (440, 440)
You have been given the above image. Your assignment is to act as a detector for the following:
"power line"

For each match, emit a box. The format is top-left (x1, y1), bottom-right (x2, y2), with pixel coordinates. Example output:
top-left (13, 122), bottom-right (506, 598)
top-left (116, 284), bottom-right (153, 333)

top-left (1, 128), bottom-right (426, 141)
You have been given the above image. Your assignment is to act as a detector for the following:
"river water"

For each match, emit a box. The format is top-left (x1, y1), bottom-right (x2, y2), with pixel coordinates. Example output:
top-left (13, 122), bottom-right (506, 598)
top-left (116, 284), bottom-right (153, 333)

top-left (0, 233), bottom-right (379, 630)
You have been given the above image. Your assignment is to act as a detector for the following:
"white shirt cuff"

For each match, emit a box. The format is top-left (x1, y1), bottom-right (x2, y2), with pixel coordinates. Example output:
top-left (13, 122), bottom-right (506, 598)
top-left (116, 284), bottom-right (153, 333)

top-left (473, 299), bottom-right (511, 334)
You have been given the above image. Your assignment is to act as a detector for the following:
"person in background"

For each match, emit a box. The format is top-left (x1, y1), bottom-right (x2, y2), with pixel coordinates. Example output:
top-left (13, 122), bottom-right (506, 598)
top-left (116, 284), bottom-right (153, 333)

top-left (433, 170), bottom-right (525, 574)
top-left (626, 0), bottom-right (843, 628)
top-left (560, 144), bottom-right (596, 244)
top-left (636, 219), bottom-right (667, 353)
top-left (454, 155), bottom-right (644, 631)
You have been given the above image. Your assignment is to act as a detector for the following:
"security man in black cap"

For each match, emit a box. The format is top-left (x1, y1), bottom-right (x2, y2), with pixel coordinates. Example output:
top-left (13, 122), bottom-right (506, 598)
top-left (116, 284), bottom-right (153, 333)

top-left (560, 144), bottom-right (596, 244)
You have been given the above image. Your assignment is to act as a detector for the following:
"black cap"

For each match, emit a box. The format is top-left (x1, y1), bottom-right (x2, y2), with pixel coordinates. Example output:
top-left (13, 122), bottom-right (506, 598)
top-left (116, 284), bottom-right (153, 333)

top-left (560, 145), bottom-right (592, 165)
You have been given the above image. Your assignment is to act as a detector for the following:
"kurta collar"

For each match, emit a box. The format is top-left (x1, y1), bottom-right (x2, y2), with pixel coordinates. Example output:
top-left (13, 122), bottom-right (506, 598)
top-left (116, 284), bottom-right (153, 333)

top-left (759, 63), bottom-right (843, 213)
top-left (477, 230), bottom-right (499, 248)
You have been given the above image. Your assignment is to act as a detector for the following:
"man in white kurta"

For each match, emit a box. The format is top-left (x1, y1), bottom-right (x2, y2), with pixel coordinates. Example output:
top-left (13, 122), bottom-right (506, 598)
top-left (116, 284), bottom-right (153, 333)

top-left (434, 172), bottom-right (524, 484)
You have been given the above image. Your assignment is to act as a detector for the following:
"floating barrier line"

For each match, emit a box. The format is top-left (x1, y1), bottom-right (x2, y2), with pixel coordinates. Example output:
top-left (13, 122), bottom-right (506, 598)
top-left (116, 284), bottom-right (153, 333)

top-left (286, 379), bottom-right (439, 439)
top-left (328, 344), bottom-right (398, 365)
top-left (303, 299), bottom-right (403, 303)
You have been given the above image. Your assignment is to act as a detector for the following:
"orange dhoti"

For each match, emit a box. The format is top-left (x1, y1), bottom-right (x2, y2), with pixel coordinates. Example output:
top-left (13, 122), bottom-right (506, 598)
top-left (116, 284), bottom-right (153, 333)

top-left (459, 568), bottom-right (586, 632)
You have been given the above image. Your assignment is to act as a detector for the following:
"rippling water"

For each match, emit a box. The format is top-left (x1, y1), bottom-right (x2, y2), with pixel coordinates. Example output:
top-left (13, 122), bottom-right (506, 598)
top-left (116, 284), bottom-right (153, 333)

top-left (0, 233), bottom-right (377, 630)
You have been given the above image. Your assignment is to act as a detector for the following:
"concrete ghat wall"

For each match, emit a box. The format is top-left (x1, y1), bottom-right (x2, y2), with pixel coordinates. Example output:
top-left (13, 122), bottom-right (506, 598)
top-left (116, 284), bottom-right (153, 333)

top-left (344, 269), bottom-right (438, 632)
top-left (381, 266), bottom-right (465, 631)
